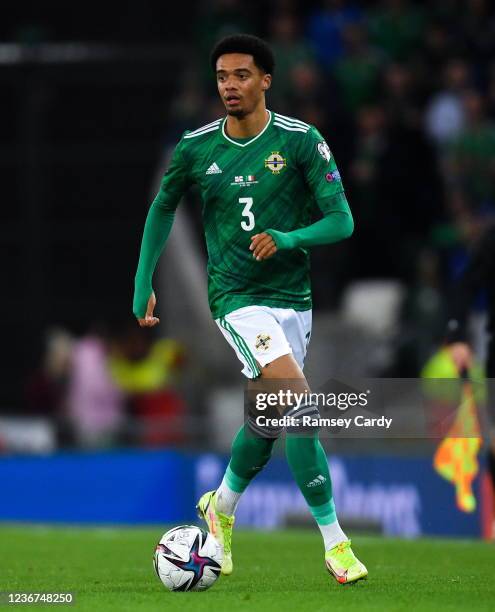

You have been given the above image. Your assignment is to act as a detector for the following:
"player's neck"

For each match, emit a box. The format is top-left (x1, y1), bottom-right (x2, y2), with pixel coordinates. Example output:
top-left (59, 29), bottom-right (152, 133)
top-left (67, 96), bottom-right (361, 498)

top-left (225, 105), bottom-right (269, 139)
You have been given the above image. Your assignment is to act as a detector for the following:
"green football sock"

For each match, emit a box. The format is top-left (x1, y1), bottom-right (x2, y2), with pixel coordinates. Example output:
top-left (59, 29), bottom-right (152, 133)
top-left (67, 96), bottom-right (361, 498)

top-left (285, 432), bottom-right (336, 525)
top-left (225, 424), bottom-right (277, 493)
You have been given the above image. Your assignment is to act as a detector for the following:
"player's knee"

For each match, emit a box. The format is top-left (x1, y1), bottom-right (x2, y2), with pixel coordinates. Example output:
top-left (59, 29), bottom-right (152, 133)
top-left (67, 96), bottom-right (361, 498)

top-left (246, 411), bottom-right (283, 440)
top-left (284, 402), bottom-right (321, 436)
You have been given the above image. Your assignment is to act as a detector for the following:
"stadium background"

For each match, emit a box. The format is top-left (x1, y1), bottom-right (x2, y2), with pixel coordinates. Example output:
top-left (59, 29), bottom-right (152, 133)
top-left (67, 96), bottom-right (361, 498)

top-left (1, 0), bottom-right (494, 546)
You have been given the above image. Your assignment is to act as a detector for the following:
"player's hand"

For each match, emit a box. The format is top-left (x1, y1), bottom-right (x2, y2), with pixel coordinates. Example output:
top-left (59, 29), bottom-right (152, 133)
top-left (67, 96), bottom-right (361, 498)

top-left (137, 291), bottom-right (160, 328)
top-left (449, 342), bottom-right (473, 373)
top-left (249, 232), bottom-right (277, 261)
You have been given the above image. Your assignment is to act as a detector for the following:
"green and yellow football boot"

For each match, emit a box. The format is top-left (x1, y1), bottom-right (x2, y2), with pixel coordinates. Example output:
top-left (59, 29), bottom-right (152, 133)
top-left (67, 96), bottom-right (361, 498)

top-left (325, 540), bottom-right (368, 585)
top-left (196, 490), bottom-right (235, 575)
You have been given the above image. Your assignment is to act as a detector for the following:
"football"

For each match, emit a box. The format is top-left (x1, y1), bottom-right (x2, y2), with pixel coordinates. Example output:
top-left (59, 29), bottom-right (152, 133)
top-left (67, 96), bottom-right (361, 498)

top-left (153, 525), bottom-right (223, 592)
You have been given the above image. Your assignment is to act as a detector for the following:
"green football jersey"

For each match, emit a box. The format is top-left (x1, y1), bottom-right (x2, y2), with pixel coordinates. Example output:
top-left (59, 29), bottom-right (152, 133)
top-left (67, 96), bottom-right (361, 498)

top-left (145, 110), bottom-right (346, 319)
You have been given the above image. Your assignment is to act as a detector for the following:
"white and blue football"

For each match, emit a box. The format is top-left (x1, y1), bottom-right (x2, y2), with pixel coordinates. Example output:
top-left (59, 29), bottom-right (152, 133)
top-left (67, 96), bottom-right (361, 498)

top-left (153, 525), bottom-right (222, 592)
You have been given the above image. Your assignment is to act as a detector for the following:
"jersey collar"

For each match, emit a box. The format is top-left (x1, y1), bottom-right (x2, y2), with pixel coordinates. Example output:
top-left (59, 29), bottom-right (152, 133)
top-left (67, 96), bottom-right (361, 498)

top-left (221, 110), bottom-right (272, 147)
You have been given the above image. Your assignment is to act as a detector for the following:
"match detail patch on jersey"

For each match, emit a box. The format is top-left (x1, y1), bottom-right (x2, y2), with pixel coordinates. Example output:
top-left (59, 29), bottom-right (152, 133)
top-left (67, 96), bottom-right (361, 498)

top-left (255, 333), bottom-right (271, 352)
top-left (264, 152), bottom-right (286, 174)
top-left (206, 162), bottom-right (222, 175)
top-left (230, 175), bottom-right (258, 187)
top-left (317, 141), bottom-right (332, 163)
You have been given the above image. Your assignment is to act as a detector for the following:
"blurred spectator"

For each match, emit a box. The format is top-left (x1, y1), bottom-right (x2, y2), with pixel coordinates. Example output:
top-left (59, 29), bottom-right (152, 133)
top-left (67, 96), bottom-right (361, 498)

top-left (306, 0), bottom-right (362, 69)
top-left (368, 0), bottom-right (426, 62)
top-left (398, 248), bottom-right (447, 375)
top-left (268, 12), bottom-right (315, 109)
top-left (377, 122), bottom-right (442, 278)
top-left (167, 70), bottom-right (206, 140)
top-left (349, 94), bottom-right (442, 280)
top-left (413, 19), bottom-right (456, 93)
top-left (425, 59), bottom-right (470, 147)
top-left (66, 326), bottom-right (124, 448)
top-left (347, 105), bottom-right (386, 277)
top-left (195, 0), bottom-right (254, 75)
top-left (333, 23), bottom-right (382, 113)
top-left (457, 0), bottom-right (495, 63)
top-left (109, 327), bottom-right (184, 393)
top-left (444, 187), bottom-right (479, 243)
top-left (447, 90), bottom-right (495, 206)
top-left (485, 60), bottom-right (495, 120)
top-left (380, 62), bottom-right (421, 128)
top-left (24, 328), bottom-right (73, 419)
top-left (285, 61), bottom-right (336, 127)
top-left (109, 324), bottom-right (186, 446)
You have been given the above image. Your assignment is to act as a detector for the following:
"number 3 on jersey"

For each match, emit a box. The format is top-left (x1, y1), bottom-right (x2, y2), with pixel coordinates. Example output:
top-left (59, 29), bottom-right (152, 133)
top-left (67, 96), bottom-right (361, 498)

top-left (239, 197), bottom-right (255, 231)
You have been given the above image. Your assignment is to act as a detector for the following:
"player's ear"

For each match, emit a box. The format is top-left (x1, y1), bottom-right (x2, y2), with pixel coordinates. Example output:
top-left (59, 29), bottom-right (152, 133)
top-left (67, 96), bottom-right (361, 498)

top-left (262, 73), bottom-right (272, 91)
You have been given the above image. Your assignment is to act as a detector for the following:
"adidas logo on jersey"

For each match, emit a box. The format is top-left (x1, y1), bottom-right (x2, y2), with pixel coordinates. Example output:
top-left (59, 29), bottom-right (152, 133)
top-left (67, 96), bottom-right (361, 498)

top-left (206, 162), bottom-right (222, 175)
top-left (307, 474), bottom-right (327, 488)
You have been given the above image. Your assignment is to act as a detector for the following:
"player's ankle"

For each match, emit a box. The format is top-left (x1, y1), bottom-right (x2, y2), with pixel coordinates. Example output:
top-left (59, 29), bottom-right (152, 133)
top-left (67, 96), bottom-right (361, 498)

top-left (318, 519), bottom-right (348, 552)
top-left (215, 479), bottom-right (242, 515)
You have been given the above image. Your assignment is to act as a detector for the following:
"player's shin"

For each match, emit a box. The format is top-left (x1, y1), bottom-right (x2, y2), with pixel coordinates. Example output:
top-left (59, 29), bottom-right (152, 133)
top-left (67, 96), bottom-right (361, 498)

top-left (284, 404), bottom-right (347, 551)
top-left (216, 419), bottom-right (280, 515)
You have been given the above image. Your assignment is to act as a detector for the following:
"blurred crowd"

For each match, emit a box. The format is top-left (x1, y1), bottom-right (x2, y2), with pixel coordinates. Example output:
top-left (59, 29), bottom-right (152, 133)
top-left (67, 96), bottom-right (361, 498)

top-left (19, 324), bottom-right (187, 451)
top-left (5, 0), bottom-right (495, 451)
top-left (168, 0), bottom-right (495, 371)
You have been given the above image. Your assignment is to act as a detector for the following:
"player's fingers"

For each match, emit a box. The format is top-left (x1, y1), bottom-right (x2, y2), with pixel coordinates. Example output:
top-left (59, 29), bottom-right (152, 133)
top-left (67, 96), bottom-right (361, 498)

top-left (253, 237), bottom-right (275, 258)
top-left (249, 234), bottom-right (259, 250)
top-left (252, 235), bottom-right (273, 256)
top-left (249, 236), bottom-right (260, 251)
top-left (249, 232), bottom-right (270, 250)
top-left (260, 246), bottom-right (277, 260)
top-left (255, 242), bottom-right (276, 260)
top-left (138, 316), bottom-right (160, 327)
top-left (264, 246), bottom-right (277, 259)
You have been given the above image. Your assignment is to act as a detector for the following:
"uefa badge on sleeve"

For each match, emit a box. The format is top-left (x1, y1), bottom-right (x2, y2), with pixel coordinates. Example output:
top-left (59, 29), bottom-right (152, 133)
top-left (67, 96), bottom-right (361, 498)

top-left (325, 170), bottom-right (341, 183)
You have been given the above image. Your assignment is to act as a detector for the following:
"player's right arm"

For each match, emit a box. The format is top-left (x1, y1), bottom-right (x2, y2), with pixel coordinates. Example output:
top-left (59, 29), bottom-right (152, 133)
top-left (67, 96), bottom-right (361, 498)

top-left (133, 136), bottom-right (190, 326)
top-left (256, 126), bottom-right (353, 260)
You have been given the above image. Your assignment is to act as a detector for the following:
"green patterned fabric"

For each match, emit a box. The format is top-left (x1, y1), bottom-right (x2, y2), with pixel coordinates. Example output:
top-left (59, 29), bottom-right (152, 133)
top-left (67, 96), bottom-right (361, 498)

top-left (133, 111), bottom-right (351, 319)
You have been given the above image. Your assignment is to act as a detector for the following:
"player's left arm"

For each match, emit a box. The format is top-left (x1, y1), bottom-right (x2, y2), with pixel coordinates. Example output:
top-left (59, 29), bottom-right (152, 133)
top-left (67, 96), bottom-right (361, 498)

top-left (251, 127), bottom-right (353, 260)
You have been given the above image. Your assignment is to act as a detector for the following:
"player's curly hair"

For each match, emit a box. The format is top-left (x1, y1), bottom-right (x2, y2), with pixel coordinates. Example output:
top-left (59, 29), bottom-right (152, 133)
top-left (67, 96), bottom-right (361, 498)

top-left (210, 34), bottom-right (275, 75)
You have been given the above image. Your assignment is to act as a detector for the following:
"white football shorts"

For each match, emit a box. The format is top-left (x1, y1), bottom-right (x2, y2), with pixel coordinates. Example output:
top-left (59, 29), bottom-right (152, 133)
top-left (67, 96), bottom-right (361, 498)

top-left (216, 305), bottom-right (312, 379)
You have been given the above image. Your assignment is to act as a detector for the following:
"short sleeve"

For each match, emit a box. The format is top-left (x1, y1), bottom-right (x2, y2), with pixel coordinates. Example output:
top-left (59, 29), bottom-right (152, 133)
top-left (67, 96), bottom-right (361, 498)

top-left (298, 126), bottom-right (345, 214)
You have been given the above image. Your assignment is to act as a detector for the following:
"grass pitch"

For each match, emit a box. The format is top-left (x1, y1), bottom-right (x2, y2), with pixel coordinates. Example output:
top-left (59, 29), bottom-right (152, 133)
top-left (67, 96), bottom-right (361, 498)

top-left (1, 525), bottom-right (494, 611)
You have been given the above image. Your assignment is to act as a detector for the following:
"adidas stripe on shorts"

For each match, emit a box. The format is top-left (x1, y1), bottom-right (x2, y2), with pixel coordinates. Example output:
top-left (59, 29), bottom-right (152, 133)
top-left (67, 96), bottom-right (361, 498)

top-left (216, 305), bottom-right (312, 379)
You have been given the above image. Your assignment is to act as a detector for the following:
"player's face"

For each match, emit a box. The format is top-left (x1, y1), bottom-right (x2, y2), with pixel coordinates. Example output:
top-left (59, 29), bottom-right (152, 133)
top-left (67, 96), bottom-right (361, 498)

top-left (216, 53), bottom-right (271, 118)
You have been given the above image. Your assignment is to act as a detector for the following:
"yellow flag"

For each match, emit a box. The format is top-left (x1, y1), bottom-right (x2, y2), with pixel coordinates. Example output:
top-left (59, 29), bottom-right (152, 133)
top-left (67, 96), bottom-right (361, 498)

top-left (433, 381), bottom-right (482, 512)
